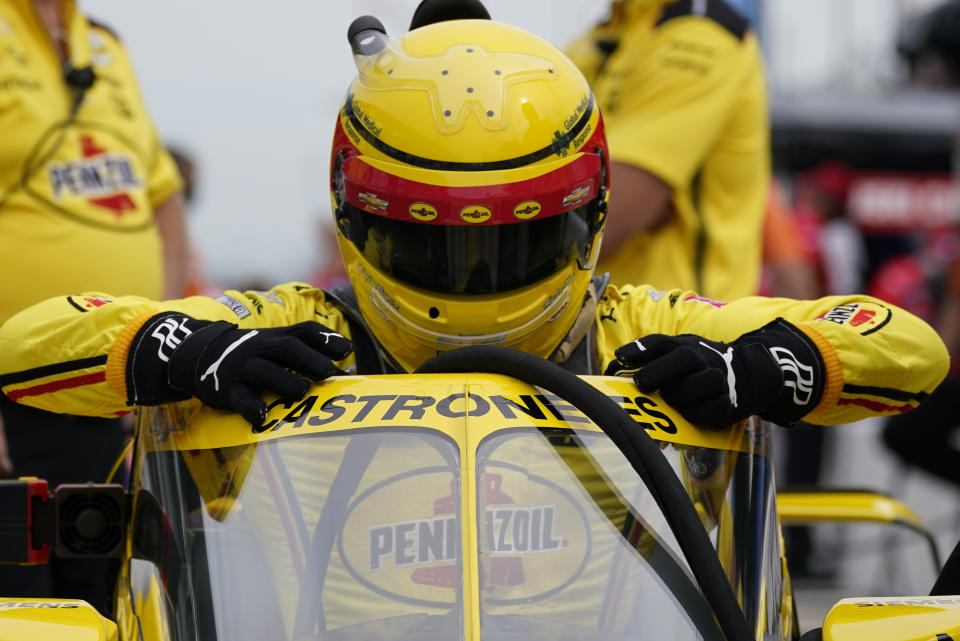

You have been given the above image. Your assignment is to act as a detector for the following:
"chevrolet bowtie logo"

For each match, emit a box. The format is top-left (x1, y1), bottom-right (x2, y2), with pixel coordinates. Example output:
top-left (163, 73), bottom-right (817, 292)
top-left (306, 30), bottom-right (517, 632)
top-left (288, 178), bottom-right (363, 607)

top-left (358, 192), bottom-right (388, 210)
top-left (357, 43), bottom-right (555, 134)
top-left (562, 186), bottom-right (589, 207)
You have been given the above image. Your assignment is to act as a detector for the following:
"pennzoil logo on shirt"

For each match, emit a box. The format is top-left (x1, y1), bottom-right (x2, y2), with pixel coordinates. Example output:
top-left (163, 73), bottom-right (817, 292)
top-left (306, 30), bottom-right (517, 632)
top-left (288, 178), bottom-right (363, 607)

top-left (47, 134), bottom-right (141, 217)
top-left (460, 205), bottom-right (492, 224)
top-left (48, 154), bottom-right (141, 202)
top-left (409, 202), bottom-right (438, 221)
top-left (513, 200), bottom-right (542, 220)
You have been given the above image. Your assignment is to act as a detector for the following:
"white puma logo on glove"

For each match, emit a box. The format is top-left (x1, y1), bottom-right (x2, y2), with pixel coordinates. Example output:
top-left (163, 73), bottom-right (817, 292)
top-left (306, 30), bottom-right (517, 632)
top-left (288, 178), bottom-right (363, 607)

top-left (318, 330), bottom-right (341, 344)
top-left (200, 330), bottom-right (259, 391)
top-left (699, 341), bottom-right (738, 408)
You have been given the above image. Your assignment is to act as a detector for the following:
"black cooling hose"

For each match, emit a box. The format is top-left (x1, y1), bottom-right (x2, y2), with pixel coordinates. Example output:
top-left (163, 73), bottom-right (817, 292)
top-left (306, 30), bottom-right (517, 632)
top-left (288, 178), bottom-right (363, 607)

top-left (416, 345), bottom-right (752, 641)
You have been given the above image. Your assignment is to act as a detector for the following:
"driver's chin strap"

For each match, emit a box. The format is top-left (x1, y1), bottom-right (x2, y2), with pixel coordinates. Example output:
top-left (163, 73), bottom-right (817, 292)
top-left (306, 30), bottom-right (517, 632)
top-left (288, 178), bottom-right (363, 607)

top-left (549, 272), bottom-right (610, 375)
top-left (327, 286), bottom-right (404, 374)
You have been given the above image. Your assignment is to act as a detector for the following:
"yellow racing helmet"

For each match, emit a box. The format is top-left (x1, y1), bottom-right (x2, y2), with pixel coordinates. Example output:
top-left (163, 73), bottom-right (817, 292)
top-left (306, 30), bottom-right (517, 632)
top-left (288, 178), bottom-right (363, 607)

top-left (331, 16), bottom-right (609, 372)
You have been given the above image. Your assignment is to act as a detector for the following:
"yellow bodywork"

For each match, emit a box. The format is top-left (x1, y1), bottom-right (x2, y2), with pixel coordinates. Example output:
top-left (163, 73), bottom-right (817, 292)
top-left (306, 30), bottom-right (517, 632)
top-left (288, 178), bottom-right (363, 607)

top-left (0, 598), bottom-right (118, 641)
top-left (3, 374), bottom-right (794, 640)
top-left (823, 597), bottom-right (960, 641)
top-left (777, 488), bottom-right (941, 572)
top-left (778, 490), bottom-right (930, 531)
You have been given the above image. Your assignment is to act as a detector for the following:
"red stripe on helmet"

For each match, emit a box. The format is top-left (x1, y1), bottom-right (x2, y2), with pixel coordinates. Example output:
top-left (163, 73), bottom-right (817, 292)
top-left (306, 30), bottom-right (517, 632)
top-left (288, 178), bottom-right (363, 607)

top-left (332, 115), bottom-right (609, 226)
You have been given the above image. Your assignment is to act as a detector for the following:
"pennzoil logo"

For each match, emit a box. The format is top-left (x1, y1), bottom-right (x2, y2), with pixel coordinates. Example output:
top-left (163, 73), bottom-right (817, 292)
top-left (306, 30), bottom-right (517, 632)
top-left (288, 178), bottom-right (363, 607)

top-left (460, 205), bottom-right (492, 224)
top-left (513, 201), bottom-right (542, 220)
top-left (409, 202), bottom-right (438, 221)
top-left (82, 296), bottom-right (111, 308)
top-left (338, 466), bottom-right (590, 607)
top-left (358, 192), bottom-right (388, 211)
top-left (561, 186), bottom-right (589, 207)
top-left (48, 134), bottom-right (141, 216)
top-left (816, 302), bottom-right (889, 334)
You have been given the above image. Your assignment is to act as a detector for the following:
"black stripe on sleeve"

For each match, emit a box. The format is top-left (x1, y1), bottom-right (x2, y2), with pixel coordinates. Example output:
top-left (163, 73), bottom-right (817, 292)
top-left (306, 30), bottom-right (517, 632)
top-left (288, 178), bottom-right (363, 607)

top-left (0, 355), bottom-right (108, 387)
top-left (841, 383), bottom-right (929, 404)
top-left (66, 296), bottom-right (88, 313)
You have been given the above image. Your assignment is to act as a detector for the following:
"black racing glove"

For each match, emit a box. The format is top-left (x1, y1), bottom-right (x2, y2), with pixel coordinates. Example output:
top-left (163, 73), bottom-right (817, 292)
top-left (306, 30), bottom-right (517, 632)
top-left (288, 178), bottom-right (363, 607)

top-left (604, 318), bottom-right (825, 427)
top-left (126, 313), bottom-right (353, 426)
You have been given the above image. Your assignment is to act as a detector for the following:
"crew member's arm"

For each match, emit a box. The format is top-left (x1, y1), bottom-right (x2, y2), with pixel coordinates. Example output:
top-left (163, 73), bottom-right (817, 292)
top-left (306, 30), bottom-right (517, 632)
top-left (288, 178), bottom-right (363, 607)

top-left (596, 13), bottom-right (766, 259)
top-left (599, 285), bottom-right (950, 427)
top-left (154, 191), bottom-right (189, 299)
top-left (0, 284), bottom-right (354, 422)
top-left (600, 163), bottom-right (672, 259)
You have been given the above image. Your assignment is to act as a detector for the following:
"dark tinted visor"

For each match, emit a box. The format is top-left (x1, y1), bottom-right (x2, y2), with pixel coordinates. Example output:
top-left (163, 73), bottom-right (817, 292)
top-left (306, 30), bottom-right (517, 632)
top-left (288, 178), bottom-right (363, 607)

top-left (337, 200), bottom-right (602, 294)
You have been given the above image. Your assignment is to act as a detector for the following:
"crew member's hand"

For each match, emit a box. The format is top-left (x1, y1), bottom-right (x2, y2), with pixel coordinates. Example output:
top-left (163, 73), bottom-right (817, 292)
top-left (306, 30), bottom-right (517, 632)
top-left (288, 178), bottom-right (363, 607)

top-left (127, 313), bottom-right (353, 426)
top-left (605, 319), bottom-right (825, 427)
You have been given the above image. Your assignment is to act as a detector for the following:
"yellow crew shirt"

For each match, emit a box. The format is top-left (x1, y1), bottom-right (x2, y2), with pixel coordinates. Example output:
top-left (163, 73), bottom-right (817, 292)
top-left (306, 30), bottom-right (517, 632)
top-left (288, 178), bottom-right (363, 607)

top-left (0, 0), bottom-right (182, 325)
top-left (567, 0), bottom-right (770, 300)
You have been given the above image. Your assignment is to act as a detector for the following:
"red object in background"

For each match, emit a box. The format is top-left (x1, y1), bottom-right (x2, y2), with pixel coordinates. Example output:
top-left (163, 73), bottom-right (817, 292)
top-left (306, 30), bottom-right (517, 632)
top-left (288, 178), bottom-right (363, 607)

top-left (847, 172), bottom-right (960, 232)
top-left (792, 203), bottom-right (826, 264)
top-left (799, 161), bottom-right (854, 207)
top-left (866, 254), bottom-right (935, 322)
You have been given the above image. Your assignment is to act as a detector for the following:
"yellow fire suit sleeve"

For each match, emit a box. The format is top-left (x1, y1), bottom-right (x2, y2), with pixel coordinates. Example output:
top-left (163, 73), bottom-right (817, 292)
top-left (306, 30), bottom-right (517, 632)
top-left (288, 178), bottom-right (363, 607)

top-left (595, 284), bottom-right (950, 426)
top-left (1, 282), bottom-right (949, 427)
top-left (0, 283), bottom-right (352, 417)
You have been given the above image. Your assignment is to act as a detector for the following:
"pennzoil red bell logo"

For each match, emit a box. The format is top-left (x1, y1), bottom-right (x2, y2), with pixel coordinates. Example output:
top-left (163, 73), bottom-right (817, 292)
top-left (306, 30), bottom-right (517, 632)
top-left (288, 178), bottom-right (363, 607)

top-left (82, 296), bottom-right (111, 308)
top-left (47, 134), bottom-right (141, 217)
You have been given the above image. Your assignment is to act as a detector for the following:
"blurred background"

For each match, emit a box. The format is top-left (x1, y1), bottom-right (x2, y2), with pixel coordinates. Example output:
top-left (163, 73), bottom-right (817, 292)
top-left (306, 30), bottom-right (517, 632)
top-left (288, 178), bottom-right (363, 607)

top-left (88, 0), bottom-right (960, 629)
top-left (89, 0), bottom-right (958, 287)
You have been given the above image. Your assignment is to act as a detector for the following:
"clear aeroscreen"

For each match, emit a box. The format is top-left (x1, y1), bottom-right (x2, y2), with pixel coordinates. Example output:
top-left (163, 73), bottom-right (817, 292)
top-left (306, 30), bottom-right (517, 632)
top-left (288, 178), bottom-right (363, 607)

top-left (124, 375), bottom-right (785, 641)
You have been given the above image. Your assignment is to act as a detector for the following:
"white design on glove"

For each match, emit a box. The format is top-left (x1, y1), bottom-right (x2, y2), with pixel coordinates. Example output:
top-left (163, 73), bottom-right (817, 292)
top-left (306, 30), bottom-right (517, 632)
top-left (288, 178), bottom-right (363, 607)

top-left (769, 346), bottom-right (815, 405)
top-left (150, 317), bottom-right (192, 363)
top-left (699, 341), bottom-right (738, 408)
top-left (318, 330), bottom-right (342, 344)
top-left (199, 330), bottom-right (260, 392)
